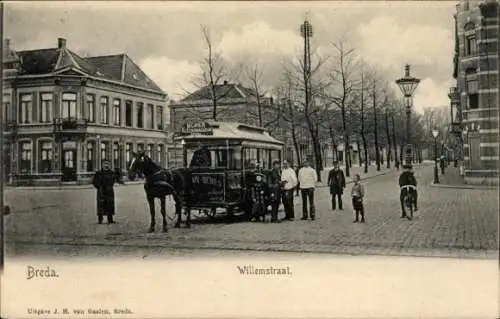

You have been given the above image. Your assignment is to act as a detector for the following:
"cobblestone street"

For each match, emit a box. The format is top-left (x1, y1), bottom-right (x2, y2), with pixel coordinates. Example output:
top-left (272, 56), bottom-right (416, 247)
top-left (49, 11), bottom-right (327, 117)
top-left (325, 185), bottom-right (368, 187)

top-left (5, 165), bottom-right (498, 259)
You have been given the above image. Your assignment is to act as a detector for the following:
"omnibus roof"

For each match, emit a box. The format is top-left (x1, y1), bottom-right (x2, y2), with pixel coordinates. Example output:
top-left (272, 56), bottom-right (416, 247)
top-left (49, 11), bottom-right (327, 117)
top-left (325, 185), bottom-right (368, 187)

top-left (174, 121), bottom-right (284, 147)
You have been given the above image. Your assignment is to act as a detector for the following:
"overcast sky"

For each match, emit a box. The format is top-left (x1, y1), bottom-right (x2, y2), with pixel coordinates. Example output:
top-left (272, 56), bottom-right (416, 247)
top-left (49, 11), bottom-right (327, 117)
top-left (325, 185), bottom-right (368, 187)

top-left (5, 1), bottom-right (457, 113)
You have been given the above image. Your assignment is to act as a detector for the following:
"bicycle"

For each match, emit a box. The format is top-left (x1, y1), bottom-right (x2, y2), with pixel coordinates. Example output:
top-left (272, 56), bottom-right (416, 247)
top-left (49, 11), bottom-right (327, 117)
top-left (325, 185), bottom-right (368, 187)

top-left (400, 185), bottom-right (417, 220)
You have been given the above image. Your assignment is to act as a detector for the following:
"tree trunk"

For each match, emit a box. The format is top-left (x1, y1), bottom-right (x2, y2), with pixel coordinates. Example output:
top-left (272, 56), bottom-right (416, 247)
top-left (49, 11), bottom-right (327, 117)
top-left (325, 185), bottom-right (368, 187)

top-left (372, 85), bottom-right (381, 172)
top-left (342, 130), bottom-right (350, 177)
top-left (356, 139), bottom-right (362, 167)
top-left (399, 143), bottom-right (404, 166)
top-left (391, 114), bottom-right (399, 170)
top-left (311, 127), bottom-right (323, 181)
top-left (362, 137), bottom-right (368, 174)
top-left (328, 126), bottom-right (338, 165)
top-left (291, 127), bottom-right (301, 166)
top-left (385, 111), bottom-right (392, 169)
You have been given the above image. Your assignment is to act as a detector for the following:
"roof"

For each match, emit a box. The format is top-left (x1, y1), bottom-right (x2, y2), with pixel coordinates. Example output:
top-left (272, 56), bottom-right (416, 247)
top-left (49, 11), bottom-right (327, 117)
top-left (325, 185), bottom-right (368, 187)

top-left (9, 44), bottom-right (164, 93)
top-left (85, 54), bottom-right (162, 92)
top-left (174, 121), bottom-right (284, 146)
top-left (181, 83), bottom-right (258, 101)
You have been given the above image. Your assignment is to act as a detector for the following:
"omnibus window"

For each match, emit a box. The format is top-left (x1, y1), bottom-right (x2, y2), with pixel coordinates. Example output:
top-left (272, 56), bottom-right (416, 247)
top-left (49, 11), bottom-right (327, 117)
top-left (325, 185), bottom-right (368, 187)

top-left (214, 149), bottom-right (227, 168)
top-left (270, 149), bottom-right (281, 166)
top-left (261, 149), bottom-right (270, 169)
top-left (188, 147), bottom-right (241, 169)
top-left (243, 148), bottom-right (258, 170)
top-left (189, 147), bottom-right (212, 168)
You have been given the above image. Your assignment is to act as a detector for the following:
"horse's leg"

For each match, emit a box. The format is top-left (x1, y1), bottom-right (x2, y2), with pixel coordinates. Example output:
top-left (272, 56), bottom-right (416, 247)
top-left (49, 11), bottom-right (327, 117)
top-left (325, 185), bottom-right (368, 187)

top-left (147, 195), bottom-right (156, 233)
top-left (173, 195), bottom-right (181, 228)
top-left (160, 196), bottom-right (167, 232)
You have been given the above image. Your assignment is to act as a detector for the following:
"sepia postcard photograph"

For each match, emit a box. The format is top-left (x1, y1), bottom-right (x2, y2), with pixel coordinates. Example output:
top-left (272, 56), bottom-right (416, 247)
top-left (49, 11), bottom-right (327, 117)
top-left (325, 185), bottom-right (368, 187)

top-left (1, 0), bottom-right (499, 318)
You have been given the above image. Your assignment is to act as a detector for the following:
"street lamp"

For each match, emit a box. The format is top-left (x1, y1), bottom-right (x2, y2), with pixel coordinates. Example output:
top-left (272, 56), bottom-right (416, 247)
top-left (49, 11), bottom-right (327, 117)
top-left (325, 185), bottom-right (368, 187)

top-left (432, 129), bottom-right (440, 184)
top-left (396, 64), bottom-right (420, 165)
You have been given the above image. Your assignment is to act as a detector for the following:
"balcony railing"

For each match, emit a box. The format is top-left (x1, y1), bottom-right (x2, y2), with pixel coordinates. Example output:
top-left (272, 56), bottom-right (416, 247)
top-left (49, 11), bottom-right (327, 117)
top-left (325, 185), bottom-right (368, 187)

top-left (53, 117), bottom-right (89, 130)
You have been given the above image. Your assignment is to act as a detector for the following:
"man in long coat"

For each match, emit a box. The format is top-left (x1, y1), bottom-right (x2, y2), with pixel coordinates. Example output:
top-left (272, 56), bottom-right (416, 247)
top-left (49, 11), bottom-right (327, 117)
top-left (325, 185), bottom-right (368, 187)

top-left (269, 160), bottom-right (282, 222)
top-left (327, 162), bottom-right (346, 211)
top-left (93, 160), bottom-right (117, 224)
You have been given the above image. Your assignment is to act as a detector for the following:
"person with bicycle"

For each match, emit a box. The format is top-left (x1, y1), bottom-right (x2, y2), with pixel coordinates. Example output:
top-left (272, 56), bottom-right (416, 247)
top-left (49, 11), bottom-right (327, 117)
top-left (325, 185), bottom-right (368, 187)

top-left (398, 164), bottom-right (418, 218)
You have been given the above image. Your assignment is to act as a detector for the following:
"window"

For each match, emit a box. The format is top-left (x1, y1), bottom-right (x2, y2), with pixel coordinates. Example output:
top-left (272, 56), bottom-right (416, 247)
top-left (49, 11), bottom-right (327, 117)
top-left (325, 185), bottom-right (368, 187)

top-left (156, 106), bottom-right (163, 130)
top-left (39, 141), bottom-right (53, 173)
top-left (465, 35), bottom-right (477, 56)
top-left (126, 143), bottom-right (132, 166)
top-left (188, 147), bottom-right (240, 169)
top-left (113, 143), bottom-right (119, 169)
top-left (20, 93), bottom-right (32, 124)
top-left (86, 94), bottom-right (95, 122)
top-left (100, 96), bottom-right (109, 124)
top-left (146, 104), bottom-right (154, 129)
top-left (468, 93), bottom-right (479, 109)
top-left (260, 149), bottom-right (270, 169)
top-left (137, 143), bottom-right (144, 153)
top-left (113, 98), bottom-right (121, 125)
top-left (3, 102), bottom-right (9, 125)
top-left (136, 102), bottom-right (144, 128)
top-left (87, 141), bottom-right (95, 172)
top-left (157, 145), bottom-right (163, 165)
top-left (270, 150), bottom-right (281, 166)
top-left (125, 100), bottom-right (133, 127)
top-left (101, 142), bottom-right (108, 161)
top-left (147, 144), bottom-right (153, 158)
top-left (61, 93), bottom-right (77, 119)
top-left (243, 148), bottom-right (258, 169)
top-left (39, 93), bottom-right (53, 123)
top-left (19, 141), bottom-right (32, 173)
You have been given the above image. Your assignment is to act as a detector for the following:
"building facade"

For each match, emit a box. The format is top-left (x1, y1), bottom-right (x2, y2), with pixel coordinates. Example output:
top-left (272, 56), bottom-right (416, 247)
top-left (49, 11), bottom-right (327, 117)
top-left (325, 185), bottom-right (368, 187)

top-left (2, 38), bottom-right (170, 186)
top-left (452, 0), bottom-right (499, 185)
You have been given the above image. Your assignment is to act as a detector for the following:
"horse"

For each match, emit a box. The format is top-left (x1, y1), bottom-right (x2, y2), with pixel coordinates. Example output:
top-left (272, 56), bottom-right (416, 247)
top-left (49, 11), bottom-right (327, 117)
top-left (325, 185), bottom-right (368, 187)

top-left (127, 151), bottom-right (192, 232)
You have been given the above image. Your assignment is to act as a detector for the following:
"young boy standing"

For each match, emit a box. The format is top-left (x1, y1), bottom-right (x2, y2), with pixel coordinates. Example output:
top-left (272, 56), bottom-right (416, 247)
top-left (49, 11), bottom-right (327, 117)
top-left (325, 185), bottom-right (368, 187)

top-left (351, 174), bottom-right (365, 223)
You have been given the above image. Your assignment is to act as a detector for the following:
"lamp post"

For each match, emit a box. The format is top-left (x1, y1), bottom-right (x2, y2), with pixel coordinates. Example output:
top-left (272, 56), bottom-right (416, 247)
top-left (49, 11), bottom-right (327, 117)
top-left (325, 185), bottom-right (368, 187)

top-left (396, 64), bottom-right (420, 166)
top-left (432, 129), bottom-right (440, 184)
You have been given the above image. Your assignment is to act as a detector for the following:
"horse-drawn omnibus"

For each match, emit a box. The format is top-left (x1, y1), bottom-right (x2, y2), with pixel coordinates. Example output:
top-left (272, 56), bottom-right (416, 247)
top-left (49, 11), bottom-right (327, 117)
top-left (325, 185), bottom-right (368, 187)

top-left (174, 121), bottom-right (284, 219)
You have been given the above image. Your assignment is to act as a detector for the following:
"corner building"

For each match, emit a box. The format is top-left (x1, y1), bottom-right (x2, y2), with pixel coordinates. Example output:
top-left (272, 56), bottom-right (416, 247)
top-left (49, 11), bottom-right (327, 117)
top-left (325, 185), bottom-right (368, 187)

top-left (2, 38), bottom-right (169, 185)
top-left (453, 0), bottom-right (499, 184)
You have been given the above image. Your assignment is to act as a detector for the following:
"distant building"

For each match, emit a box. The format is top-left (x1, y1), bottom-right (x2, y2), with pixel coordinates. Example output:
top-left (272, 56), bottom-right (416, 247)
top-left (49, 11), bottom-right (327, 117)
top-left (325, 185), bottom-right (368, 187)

top-left (2, 38), bottom-right (170, 185)
top-left (452, 0), bottom-right (499, 184)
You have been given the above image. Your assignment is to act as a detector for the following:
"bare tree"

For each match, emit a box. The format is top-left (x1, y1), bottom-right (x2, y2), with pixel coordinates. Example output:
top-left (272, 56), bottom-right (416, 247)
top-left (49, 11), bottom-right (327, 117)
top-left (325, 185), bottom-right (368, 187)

top-left (327, 39), bottom-right (358, 177)
top-left (276, 65), bottom-right (302, 166)
top-left (193, 25), bottom-right (240, 120)
top-left (243, 61), bottom-right (271, 128)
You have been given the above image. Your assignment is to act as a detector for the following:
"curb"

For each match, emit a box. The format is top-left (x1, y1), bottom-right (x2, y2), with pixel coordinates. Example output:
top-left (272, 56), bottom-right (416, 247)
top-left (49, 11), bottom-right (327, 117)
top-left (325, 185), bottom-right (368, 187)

top-left (429, 182), bottom-right (499, 190)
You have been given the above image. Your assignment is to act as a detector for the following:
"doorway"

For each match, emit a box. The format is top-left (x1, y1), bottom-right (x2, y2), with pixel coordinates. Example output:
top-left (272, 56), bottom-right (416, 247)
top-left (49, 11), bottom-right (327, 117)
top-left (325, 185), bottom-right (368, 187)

top-left (61, 149), bottom-right (77, 181)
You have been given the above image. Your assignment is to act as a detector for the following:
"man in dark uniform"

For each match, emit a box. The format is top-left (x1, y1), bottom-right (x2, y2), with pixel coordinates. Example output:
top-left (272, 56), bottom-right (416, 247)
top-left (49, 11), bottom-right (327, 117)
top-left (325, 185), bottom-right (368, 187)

top-left (398, 164), bottom-right (418, 218)
top-left (327, 162), bottom-right (346, 211)
top-left (269, 160), bottom-right (282, 223)
top-left (93, 160), bottom-right (118, 224)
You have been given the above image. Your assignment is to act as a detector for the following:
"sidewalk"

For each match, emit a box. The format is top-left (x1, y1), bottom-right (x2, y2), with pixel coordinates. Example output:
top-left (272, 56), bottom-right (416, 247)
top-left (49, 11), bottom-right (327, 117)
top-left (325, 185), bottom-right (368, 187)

top-left (430, 166), bottom-right (498, 190)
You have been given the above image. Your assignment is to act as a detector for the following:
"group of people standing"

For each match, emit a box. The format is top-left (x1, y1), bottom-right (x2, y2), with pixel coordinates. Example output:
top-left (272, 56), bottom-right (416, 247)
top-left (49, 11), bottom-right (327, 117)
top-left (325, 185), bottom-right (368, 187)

top-left (270, 159), bottom-right (318, 222)
top-left (270, 160), bottom-right (367, 223)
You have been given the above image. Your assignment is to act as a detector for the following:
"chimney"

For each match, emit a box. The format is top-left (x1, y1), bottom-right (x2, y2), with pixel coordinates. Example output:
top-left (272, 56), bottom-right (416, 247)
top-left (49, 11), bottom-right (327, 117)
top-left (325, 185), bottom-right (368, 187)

top-left (58, 38), bottom-right (67, 49)
top-left (4, 38), bottom-right (10, 50)
top-left (223, 80), bottom-right (228, 85)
